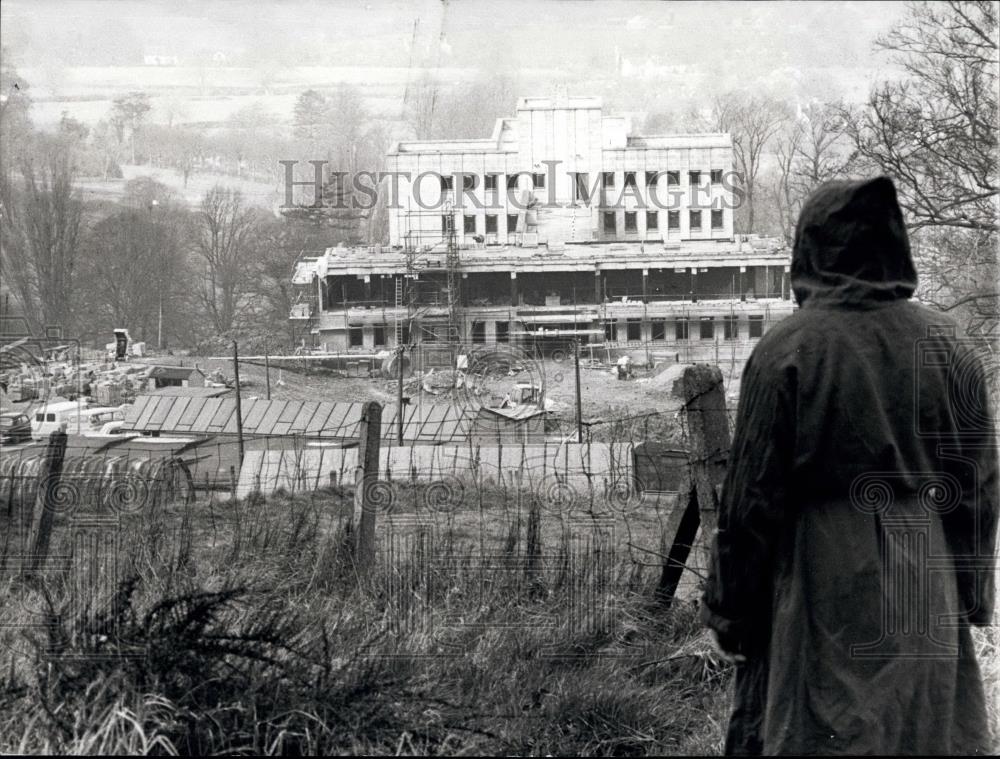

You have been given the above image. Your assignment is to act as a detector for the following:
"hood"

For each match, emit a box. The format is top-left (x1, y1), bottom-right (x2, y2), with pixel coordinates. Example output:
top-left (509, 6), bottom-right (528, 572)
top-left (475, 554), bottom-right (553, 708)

top-left (791, 176), bottom-right (916, 307)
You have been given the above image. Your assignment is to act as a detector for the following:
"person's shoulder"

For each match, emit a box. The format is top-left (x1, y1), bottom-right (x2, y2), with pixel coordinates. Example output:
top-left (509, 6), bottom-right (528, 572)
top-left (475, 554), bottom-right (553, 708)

top-left (903, 300), bottom-right (964, 333)
top-left (749, 308), bottom-right (817, 366)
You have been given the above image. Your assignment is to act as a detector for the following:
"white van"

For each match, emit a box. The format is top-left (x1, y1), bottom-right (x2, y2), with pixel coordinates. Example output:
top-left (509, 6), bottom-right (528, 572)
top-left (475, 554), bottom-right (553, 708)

top-left (31, 401), bottom-right (84, 438)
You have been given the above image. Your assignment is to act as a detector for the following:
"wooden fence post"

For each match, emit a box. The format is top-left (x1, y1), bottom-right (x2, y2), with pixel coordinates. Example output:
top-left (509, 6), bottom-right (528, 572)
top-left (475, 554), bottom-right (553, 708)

top-left (25, 430), bottom-right (69, 577)
top-left (352, 401), bottom-right (382, 568)
top-left (658, 364), bottom-right (731, 605)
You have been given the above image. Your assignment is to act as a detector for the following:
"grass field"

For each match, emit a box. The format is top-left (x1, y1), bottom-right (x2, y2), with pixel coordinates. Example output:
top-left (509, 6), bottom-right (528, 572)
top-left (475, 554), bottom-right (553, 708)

top-left (1, 462), bottom-right (997, 754)
top-left (0, 480), bottom-right (732, 755)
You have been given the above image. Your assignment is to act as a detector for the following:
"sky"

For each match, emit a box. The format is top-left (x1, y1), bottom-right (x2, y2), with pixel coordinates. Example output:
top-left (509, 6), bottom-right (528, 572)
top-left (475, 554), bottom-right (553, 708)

top-left (1, 0), bottom-right (910, 127)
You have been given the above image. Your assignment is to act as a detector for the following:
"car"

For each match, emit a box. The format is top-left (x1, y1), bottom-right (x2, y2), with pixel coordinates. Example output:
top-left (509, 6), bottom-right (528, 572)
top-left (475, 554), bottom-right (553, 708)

top-left (0, 411), bottom-right (33, 444)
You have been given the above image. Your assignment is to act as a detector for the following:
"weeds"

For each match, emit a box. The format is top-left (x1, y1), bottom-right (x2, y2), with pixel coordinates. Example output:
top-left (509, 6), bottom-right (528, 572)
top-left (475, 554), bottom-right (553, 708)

top-left (0, 481), bottom-right (731, 755)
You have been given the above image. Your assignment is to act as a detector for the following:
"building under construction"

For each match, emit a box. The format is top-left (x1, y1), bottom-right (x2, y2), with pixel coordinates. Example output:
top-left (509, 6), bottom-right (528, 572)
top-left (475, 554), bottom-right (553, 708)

top-left (290, 95), bottom-right (795, 363)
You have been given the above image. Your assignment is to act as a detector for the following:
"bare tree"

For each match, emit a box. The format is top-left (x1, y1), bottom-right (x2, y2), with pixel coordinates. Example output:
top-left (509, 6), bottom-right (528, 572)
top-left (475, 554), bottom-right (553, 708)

top-left (770, 121), bottom-right (804, 244)
top-left (845, 0), bottom-right (998, 342)
top-left (769, 101), bottom-right (856, 242)
top-left (0, 53), bottom-right (37, 329)
top-left (713, 92), bottom-right (789, 234)
top-left (846, 0), bottom-right (997, 233)
top-left (194, 186), bottom-right (260, 335)
top-left (3, 121), bottom-right (85, 333)
top-left (77, 182), bottom-right (191, 347)
top-left (405, 72), bottom-right (441, 140)
top-left (111, 91), bottom-right (152, 165)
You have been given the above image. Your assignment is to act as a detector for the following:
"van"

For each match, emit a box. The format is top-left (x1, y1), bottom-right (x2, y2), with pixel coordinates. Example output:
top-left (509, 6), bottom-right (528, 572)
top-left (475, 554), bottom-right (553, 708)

top-left (31, 401), bottom-right (84, 438)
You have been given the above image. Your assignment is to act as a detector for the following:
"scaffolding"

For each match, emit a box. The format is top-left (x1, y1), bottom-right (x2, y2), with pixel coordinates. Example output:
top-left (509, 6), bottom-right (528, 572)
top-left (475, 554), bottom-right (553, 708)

top-left (397, 202), bottom-right (463, 359)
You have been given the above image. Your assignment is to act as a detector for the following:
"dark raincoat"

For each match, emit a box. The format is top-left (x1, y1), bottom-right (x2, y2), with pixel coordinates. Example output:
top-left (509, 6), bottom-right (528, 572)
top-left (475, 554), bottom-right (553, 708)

top-left (702, 176), bottom-right (999, 755)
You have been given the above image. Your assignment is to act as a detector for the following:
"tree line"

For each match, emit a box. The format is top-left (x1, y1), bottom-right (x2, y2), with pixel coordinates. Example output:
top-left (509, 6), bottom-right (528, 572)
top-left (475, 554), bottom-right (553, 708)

top-left (0, 1), bottom-right (995, 352)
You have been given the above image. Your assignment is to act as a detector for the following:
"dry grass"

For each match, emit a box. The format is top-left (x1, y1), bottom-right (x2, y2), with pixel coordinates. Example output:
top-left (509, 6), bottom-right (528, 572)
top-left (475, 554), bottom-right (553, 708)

top-left (2, 475), bottom-right (995, 755)
top-left (0, 484), bottom-right (733, 755)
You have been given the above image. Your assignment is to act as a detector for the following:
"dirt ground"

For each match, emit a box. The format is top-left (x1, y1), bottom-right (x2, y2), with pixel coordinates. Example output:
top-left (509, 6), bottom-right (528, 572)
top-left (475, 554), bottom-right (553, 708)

top-left (144, 353), bottom-right (745, 429)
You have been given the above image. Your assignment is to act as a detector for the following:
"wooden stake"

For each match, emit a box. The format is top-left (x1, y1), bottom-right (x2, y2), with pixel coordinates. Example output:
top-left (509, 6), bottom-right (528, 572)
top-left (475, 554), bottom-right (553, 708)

top-left (25, 430), bottom-right (68, 577)
top-left (657, 364), bottom-right (731, 605)
top-left (352, 401), bottom-right (382, 568)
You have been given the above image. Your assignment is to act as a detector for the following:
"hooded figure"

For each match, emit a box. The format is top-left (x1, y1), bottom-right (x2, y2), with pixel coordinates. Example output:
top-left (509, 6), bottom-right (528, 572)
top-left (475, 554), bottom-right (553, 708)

top-left (702, 177), bottom-right (998, 755)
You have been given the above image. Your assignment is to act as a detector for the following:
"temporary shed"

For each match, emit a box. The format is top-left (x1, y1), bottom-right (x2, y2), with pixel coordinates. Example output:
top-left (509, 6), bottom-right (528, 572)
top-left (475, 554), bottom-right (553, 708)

top-left (146, 365), bottom-right (206, 390)
top-left (122, 396), bottom-right (545, 446)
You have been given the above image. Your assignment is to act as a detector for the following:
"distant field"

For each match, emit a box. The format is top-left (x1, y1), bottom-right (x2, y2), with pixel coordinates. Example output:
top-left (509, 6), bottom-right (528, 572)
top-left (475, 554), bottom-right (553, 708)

top-left (77, 164), bottom-right (285, 209)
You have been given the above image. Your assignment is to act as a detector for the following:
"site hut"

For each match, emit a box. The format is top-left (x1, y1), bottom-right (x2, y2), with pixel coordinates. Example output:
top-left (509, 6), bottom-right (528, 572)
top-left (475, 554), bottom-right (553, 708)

top-left (145, 365), bottom-right (207, 391)
top-left (290, 95), bottom-right (794, 365)
top-left (122, 396), bottom-right (547, 485)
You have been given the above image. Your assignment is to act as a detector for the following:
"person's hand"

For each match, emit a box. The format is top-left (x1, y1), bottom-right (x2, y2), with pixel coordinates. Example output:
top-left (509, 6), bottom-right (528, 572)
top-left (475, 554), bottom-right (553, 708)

top-left (710, 629), bottom-right (747, 665)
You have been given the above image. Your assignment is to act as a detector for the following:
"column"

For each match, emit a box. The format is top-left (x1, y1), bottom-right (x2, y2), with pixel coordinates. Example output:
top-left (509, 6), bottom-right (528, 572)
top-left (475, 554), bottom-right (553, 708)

top-left (642, 268), bottom-right (649, 304)
top-left (594, 269), bottom-right (602, 303)
top-left (510, 271), bottom-right (518, 306)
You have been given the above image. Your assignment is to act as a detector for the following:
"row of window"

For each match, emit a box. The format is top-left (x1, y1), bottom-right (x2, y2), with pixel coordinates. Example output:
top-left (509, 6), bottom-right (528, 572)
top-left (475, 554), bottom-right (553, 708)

top-left (443, 209), bottom-right (724, 235)
top-left (347, 315), bottom-right (765, 347)
top-left (441, 169), bottom-right (725, 193)
top-left (609, 315), bottom-right (765, 341)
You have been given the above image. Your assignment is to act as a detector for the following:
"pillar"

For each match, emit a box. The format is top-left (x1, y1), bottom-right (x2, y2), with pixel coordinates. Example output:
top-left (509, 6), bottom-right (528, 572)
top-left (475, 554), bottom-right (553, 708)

top-left (642, 268), bottom-right (649, 304)
top-left (510, 271), bottom-right (518, 306)
top-left (594, 269), bottom-right (602, 303)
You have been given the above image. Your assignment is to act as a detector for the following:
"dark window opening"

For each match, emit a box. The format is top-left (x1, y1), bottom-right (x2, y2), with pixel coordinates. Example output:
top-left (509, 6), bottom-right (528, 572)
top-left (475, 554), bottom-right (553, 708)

top-left (667, 211), bottom-right (680, 230)
top-left (710, 169), bottom-right (723, 185)
top-left (723, 316), bottom-right (737, 340)
top-left (349, 326), bottom-right (363, 347)
top-left (602, 171), bottom-right (615, 188)
top-left (462, 174), bottom-right (475, 191)
top-left (624, 171), bottom-right (637, 189)
top-left (441, 214), bottom-right (453, 233)
top-left (604, 320), bottom-right (615, 341)
top-left (485, 174), bottom-right (499, 191)
top-left (711, 209), bottom-right (724, 229)
top-left (374, 325), bottom-right (386, 346)
top-left (532, 172), bottom-right (545, 189)
top-left (507, 213), bottom-right (519, 233)
top-left (626, 318), bottom-right (641, 341)
top-left (666, 171), bottom-right (679, 186)
top-left (602, 211), bottom-right (616, 235)
top-left (645, 170), bottom-right (658, 187)
top-left (699, 316), bottom-right (715, 340)
top-left (688, 170), bottom-right (701, 185)
top-left (690, 210), bottom-right (702, 230)
top-left (506, 174), bottom-right (519, 190)
top-left (472, 320), bottom-right (486, 343)
top-left (749, 315), bottom-right (764, 338)
top-left (440, 175), bottom-right (454, 191)
top-left (485, 214), bottom-right (498, 234)
top-left (646, 211), bottom-right (659, 231)
top-left (496, 321), bottom-right (509, 343)
top-left (624, 211), bottom-right (637, 232)
top-left (573, 172), bottom-right (590, 202)
top-left (675, 318), bottom-right (689, 340)
top-left (652, 319), bottom-right (666, 340)
top-left (463, 215), bottom-right (476, 234)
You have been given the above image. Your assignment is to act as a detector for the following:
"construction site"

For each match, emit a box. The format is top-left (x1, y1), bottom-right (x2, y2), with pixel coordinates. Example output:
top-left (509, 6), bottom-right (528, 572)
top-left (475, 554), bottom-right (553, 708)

top-left (290, 96), bottom-right (794, 374)
top-left (1, 95), bottom-right (794, 502)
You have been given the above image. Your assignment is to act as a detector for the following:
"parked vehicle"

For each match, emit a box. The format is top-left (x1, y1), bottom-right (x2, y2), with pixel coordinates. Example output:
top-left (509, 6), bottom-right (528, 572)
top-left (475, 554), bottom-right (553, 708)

top-left (31, 401), bottom-right (85, 438)
top-left (64, 405), bottom-right (128, 434)
top-left (0, 411), bottom-right (33, 444)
